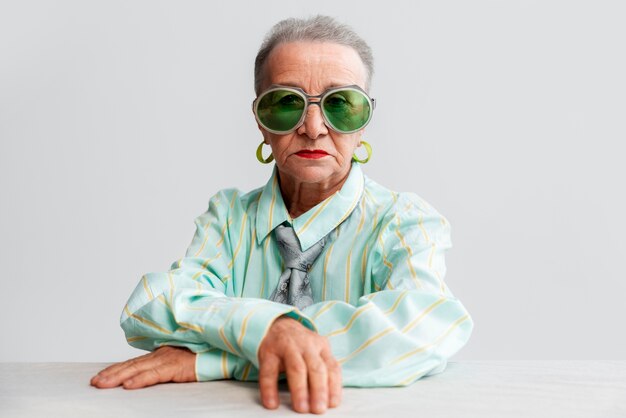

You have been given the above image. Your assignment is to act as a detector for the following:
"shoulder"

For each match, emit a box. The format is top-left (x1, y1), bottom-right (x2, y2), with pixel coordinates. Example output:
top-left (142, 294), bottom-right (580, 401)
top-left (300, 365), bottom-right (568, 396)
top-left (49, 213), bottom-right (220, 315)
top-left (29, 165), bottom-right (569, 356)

top-left (197, 185), bottom-right (264, 223)
top-left (363, 175), bottom-right (452, 248)
top-left (363, 174), bottom-right (444, 219)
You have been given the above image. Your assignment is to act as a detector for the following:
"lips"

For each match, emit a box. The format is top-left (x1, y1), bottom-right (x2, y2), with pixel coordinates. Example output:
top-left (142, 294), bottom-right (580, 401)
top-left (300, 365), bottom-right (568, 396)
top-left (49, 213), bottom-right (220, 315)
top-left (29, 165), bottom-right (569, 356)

top-left (295, 149), bottom-right (329, 159)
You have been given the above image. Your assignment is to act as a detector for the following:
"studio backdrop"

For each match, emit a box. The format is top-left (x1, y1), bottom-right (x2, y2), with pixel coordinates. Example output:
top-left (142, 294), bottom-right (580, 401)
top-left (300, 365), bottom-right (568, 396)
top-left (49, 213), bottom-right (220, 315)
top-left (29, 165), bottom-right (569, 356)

top-left (0, 0), bottom-right (624, 362)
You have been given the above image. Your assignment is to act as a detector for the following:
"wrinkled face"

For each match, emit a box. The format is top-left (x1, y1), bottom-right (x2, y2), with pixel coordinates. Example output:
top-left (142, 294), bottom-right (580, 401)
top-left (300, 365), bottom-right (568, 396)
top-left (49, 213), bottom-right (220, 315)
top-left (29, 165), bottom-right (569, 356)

top-left (255, 41), bottom-right (368, 185)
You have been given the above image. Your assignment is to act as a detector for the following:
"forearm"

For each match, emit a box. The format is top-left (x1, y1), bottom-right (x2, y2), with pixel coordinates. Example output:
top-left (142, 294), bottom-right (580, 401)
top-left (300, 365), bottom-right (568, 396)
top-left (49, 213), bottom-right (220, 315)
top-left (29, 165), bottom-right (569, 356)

top-left (303, 289), bottom-right (473, 387)
top-left (120, 271), bottom-right (317, 369)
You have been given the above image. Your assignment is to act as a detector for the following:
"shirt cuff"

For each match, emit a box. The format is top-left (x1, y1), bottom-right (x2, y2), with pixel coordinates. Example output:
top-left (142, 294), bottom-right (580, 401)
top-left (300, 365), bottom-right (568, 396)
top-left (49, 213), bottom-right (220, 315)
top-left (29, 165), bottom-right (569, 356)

top-left (195, 348), bottom-right (249, 381)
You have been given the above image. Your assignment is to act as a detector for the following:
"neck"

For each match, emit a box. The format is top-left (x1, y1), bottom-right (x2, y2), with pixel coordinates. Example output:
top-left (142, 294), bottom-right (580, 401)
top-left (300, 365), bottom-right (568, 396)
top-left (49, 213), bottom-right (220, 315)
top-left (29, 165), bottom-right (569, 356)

top-left (277, 167), bottom-right (351, 219)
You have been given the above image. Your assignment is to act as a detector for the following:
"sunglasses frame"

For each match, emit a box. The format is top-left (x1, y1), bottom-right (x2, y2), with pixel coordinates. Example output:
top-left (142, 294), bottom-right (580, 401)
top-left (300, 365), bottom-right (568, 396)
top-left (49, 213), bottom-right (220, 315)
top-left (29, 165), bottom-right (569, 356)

top-left (252, 84), bottom-right (376, 135)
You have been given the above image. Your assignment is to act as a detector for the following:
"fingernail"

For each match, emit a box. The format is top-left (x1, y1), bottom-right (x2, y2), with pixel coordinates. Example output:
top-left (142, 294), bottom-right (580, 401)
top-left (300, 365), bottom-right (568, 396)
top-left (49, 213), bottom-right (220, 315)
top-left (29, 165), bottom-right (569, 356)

top-left (297, 400), bottom-right (308, 411)
top-left (125, 379), bottom-right (133, 385)
top-left (98, 376), bottom-right (108, 383)
top-left (265, 398), bottom-right (277, 408)
top-left (315, 401), bottom-right (327, 411)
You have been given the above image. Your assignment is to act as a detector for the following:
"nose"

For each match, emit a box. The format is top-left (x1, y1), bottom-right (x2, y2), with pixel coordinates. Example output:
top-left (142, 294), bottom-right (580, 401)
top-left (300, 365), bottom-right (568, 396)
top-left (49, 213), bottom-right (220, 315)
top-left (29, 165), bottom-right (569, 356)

top-left (297, 103), bottom-right (328, 139)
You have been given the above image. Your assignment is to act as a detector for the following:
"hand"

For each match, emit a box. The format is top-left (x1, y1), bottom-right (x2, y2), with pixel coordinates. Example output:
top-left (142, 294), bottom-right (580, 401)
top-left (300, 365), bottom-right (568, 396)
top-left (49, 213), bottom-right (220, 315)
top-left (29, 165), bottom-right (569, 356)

top-left (258, 315), bottom-right (342, 414)
top-left (90, 345), bottom-right (196, 389)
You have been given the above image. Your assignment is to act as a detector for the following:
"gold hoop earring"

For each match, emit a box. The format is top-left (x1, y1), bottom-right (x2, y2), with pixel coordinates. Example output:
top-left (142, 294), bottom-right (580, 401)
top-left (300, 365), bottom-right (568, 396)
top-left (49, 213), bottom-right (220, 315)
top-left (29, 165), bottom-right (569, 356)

top-left (256, 141), bottom-right (274, 164)
top-left (352, 140), bottom-right (372, 164)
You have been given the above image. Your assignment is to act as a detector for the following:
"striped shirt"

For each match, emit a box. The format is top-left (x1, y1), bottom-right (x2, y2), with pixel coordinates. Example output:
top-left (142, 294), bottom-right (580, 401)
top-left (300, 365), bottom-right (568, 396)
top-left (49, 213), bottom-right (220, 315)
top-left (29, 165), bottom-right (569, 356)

top-left (120, 161), bottom-right (474, 386)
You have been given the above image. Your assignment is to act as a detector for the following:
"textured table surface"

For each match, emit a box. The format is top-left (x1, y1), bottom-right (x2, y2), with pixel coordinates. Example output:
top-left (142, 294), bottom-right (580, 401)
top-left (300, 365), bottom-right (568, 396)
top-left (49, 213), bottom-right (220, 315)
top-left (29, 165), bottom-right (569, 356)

top-left (1, 361), bottom-right (625, 417)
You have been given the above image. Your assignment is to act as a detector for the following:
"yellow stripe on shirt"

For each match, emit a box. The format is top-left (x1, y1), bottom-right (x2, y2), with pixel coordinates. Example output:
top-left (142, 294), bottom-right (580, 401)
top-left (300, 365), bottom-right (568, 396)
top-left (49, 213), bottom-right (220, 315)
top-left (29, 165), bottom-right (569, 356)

top-left (400, 298), bottom-right (446, 334)
top-left (194, 218), bottom-right (213, 256)
top-left (296, 196), bottom-right (333, 236)
top-left (129, 312), bottom-right (173, 335)
top-left (228, 213), bottom-right (248, 269)
top-left (338, 326), bottom-right (395, 365)
top-left (142, 275), bottom-right (154, 300)
top-left (325, 304), bottom-right (374, 338)
top-left (390, 315), bottom-right (470, 366)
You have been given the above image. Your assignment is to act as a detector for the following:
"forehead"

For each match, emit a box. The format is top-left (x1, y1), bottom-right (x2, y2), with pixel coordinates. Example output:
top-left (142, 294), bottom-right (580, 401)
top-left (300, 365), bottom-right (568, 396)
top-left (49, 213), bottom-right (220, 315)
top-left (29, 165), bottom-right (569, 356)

top-left (263, 41), bottom-right (367, 93)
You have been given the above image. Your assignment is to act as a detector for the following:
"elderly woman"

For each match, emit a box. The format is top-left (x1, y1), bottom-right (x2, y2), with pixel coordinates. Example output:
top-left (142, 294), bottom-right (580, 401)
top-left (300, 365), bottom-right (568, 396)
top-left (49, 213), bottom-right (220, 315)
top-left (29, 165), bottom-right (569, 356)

top-left (90, 15), bottom-right (473, 414)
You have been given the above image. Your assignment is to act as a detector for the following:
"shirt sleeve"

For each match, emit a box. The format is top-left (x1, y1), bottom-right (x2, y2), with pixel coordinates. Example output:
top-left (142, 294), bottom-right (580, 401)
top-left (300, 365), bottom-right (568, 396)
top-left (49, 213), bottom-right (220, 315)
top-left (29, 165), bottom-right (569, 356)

top-left (119, 189), bottom-right (316, 381)
top-left (301, 193), bottom-right (474, 387)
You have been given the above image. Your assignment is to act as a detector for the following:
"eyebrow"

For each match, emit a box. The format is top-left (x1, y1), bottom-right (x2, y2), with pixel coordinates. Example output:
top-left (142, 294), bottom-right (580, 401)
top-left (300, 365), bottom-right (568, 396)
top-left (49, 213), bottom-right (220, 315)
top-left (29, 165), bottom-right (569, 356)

top-left (268, 82), bottom-right (351, 92)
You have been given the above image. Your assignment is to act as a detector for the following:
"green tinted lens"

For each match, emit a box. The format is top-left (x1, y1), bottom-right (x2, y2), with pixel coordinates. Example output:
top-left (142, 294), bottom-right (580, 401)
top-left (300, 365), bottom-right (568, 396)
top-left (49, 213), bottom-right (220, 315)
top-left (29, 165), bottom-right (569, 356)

top-left (322, 89), bottom-right (371, 132)
top-left (256, 89), bottom-right (306, 132)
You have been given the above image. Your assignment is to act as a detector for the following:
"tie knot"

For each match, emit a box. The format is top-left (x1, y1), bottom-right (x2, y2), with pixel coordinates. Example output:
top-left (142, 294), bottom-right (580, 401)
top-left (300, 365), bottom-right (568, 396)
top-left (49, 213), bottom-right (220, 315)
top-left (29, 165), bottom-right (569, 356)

top-left (274, 224), bottom-right (326, 272)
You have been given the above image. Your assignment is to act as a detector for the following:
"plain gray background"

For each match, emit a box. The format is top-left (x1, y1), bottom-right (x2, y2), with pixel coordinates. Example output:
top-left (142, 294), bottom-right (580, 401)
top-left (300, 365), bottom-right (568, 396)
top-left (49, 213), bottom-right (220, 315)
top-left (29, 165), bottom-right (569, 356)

top-left (1, 0), bottom-right (624, 363)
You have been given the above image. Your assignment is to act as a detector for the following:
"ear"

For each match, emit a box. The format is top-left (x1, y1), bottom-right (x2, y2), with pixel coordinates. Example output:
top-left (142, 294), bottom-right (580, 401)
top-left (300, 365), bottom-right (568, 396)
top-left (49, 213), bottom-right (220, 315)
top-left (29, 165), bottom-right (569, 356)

top-left (253, 110), bottom-right (271, 144)
top-left (355, 129), bottom-right (365, 147)
top-left (256, 124), bottom-right (271, 145)
top-left (252, 105), bottom-right (266, 140)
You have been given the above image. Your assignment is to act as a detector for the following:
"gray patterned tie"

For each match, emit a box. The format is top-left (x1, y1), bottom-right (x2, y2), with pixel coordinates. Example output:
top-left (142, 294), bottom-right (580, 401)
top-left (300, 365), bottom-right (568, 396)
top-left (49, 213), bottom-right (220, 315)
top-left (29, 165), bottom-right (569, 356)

top-left (270, 223), bottom-right (327, 310)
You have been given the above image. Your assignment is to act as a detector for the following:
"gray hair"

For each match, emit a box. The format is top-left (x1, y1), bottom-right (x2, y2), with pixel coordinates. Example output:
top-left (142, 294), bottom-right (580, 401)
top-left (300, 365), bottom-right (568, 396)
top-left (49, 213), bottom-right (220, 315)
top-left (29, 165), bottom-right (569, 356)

top-left (254, 15), bottom-right (374, 96)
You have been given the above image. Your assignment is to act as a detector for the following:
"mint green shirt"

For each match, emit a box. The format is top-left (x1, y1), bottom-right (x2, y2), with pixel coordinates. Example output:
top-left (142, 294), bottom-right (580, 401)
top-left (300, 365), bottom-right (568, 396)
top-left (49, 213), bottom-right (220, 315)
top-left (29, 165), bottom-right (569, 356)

top-left (120, 161), bottom-right (474, 387)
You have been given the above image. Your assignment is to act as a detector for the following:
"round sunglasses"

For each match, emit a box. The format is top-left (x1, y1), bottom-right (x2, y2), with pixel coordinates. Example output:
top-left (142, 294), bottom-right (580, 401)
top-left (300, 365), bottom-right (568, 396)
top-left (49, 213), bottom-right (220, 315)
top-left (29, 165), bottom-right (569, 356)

top-left (253, 84), bottom-right (376, 135)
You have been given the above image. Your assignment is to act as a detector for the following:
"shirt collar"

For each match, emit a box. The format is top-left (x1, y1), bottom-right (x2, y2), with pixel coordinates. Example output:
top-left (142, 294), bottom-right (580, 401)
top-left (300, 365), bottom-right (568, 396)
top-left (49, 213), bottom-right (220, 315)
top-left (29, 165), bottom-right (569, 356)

top-left (256, 161), bottom-right (365, 251)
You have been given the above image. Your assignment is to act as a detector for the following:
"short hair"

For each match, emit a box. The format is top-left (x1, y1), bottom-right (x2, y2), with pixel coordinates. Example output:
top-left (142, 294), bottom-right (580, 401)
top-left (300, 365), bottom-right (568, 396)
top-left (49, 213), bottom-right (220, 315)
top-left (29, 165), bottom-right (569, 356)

top-left (254, 15), bottom-right (374, 96)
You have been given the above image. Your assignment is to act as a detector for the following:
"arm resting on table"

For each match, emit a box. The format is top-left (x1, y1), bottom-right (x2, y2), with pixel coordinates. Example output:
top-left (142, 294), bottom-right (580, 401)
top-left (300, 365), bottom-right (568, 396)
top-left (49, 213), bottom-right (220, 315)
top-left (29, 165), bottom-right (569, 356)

top-left (119, 189), bottom-right (315, 381)
top-left (300, 194), bottom-right (474, 387)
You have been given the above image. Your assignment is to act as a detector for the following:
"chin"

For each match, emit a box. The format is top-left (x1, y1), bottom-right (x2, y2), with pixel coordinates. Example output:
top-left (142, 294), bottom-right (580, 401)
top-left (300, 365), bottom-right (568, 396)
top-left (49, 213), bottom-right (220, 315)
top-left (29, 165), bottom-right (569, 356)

top-left (282, 161), bottom-right (343, 184)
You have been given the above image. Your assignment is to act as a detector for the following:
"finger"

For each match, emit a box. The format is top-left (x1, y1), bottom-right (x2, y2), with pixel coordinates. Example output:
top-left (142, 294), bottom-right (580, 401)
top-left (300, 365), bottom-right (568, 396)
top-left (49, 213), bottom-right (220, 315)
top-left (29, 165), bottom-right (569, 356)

top-left (284, 351), bottom-right (309, 413)
top-left (258, 354), bottom-right (281, 409)
top-left (304, 351), bottom-right (328, 414)
top-left (122, 366), bottom-right (170, 390)
top-left (91, 356), bottom-right (154, 388)
top-left (92, 352), bottom-right (153, 380)
top-left (321, 350), bottom-right (342, 408)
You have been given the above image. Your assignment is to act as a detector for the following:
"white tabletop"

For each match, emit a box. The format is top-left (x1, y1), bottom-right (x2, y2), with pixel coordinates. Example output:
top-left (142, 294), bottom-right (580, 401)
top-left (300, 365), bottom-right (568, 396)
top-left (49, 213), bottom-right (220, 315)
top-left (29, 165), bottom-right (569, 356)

top-left (1, 361), bottom-right (624, 417)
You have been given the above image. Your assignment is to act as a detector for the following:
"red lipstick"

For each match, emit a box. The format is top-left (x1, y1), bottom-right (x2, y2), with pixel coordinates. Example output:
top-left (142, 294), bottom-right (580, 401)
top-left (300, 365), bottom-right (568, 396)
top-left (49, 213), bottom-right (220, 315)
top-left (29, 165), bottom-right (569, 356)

top-left (295, 149), bottom-right (329, 159)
